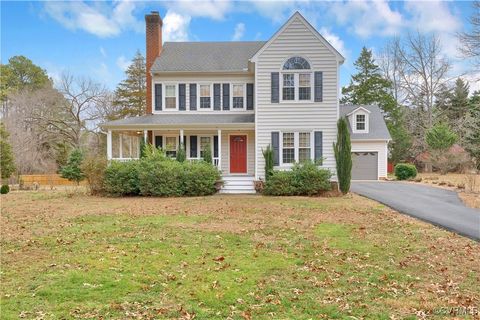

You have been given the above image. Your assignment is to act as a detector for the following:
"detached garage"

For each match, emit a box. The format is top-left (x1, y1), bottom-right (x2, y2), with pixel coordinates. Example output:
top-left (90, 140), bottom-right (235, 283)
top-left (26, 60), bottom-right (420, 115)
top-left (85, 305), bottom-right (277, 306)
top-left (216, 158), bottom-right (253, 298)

top-left (340, 105), bottom-right (391, 180)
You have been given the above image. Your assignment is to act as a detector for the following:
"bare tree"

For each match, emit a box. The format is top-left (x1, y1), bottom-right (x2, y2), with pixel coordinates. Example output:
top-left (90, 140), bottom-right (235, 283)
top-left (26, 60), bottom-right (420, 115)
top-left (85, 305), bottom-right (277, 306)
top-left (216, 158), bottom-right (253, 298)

top-left (458, 1), bottom-right (480, 73)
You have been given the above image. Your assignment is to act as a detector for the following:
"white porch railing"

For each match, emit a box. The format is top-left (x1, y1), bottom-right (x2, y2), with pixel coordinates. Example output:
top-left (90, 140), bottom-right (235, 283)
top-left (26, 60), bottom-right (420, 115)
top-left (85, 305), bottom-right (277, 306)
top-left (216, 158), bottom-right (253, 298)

top-left (111, 157), bottom-right (220, 168)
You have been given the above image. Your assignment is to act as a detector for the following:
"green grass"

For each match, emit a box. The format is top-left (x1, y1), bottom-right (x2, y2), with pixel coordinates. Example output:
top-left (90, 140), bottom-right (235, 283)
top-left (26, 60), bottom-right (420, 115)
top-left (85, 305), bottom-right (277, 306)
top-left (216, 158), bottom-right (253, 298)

top-left (1, 192), bottom-right (479, 319)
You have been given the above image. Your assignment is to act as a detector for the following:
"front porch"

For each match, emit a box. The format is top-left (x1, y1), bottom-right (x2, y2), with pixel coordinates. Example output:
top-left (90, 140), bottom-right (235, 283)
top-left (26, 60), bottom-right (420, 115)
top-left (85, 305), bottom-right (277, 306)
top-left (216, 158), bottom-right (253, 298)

top-left (106, 128), bottom-right (255, 177)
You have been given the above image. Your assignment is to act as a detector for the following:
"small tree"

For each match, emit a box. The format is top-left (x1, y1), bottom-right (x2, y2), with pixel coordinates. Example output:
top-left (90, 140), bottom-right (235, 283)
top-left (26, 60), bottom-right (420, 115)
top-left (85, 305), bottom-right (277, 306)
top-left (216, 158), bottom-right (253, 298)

top-left (426, 122), bottom-right (457, 151)
top-left (176, 143), bottom-right (186, 162)
top-left (334, 117), bottom-right (352, 194)
top-left (60, 149), bottom-right (85, 185)
top-left (262, 145), bottom-right (274, 181)
top-left (0, 122), bottom-right (16, 181)
top-left (202, 143), bottom-right (213, 164)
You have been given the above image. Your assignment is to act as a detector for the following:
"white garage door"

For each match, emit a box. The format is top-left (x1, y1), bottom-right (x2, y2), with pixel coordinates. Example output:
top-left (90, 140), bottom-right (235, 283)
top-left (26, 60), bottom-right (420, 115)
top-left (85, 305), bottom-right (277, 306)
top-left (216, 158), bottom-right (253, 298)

top-left (352, 152), bottom-right (378, 180)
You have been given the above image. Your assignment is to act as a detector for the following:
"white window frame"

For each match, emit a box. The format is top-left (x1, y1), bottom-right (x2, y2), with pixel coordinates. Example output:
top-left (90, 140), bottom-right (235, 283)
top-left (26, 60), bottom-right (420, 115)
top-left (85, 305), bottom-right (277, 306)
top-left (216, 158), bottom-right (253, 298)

top-left (280, 72), bottom-right (313, 103)
top-left (198, 83), bottom-right (213, 111)
top-left (279, 131), bottom-right (314, 166)
top-left (198, 135), bottom-right (214, 159)
top-left (231, 83), bottom-right (246, 110)
top-left (164, 134), bottom-right (179, 157)
top-left (163, 83), bottom-right (178, 111)
top-left (353, 111), bottom-right (369, 133)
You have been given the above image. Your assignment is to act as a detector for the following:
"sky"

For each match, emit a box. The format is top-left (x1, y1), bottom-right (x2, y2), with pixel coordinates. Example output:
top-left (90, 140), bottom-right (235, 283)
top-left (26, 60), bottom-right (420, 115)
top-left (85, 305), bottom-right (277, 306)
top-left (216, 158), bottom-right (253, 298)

top-left (1, 0), bottom-right (478, 92)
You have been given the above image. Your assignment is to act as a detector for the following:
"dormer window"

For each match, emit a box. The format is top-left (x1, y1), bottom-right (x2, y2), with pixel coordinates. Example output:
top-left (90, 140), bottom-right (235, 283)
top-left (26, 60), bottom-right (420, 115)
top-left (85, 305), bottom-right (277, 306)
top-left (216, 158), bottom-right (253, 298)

top-left (281, 56), bottom-right (313, 102)
top-left (356, 114), bottom-right (366, 131)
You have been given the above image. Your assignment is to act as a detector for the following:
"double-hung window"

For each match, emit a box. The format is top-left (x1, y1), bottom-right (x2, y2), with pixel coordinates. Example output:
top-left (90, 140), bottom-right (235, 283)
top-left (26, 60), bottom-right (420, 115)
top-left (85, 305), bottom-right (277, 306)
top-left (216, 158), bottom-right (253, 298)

top-left (282, 74), bottom-right (295, 101)
top-left (356, 114), bottom-right (366, 131)
top-left (165, 85), bottom-right (176, 109)
top-left (200, 136), bottom-right (211, 158)
top-left (281, 132), bottom-right (312, 165)
top-left (232, 84), bottom-right (244, 109)
top-left (165, 136), bottom-right (177, 157)
top-left (298, 74), bottom-right (311, 100)
top-left (200, 85), bottom-right (211, 109)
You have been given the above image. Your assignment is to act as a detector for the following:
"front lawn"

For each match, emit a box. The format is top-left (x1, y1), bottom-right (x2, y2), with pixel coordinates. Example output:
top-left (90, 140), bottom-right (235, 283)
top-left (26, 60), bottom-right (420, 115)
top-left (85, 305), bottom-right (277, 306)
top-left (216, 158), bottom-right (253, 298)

top-left (1, 191), bottom-right (479, 319)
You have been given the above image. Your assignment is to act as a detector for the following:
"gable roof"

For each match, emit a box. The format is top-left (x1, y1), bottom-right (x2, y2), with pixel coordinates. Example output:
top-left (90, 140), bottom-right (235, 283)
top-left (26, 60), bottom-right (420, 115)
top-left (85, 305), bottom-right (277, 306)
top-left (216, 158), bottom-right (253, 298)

top-left (340, 105), bottom-right (391, 141)
top-left (250, 12), bottom-right (345, 63)
top-left (151, 41), bottom-right (265, 73)
top-left (346, 106), bottom-right (371, 116)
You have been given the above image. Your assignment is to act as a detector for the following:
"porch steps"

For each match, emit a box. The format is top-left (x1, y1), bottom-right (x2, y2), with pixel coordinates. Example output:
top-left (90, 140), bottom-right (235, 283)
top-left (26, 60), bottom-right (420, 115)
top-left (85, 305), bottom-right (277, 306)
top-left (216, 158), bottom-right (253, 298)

top-left (220, 175), bottom-right (256, 194)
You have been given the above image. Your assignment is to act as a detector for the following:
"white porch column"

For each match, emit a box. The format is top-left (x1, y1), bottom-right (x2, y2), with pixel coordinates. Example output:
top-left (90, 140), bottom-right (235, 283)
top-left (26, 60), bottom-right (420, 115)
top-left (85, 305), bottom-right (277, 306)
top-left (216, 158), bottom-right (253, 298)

top-left (107, 130), bottom-right (112, 160)
top-left (129, 135), bottom-right (133, 158)
top-left (217, 129), bottom-right (222, 169)
top-left (180, 129), bottom-right (184, 145)
top-left (119, 134), bottom-right (123, 159)
top-left (143, 130), bottom-right (148, 144)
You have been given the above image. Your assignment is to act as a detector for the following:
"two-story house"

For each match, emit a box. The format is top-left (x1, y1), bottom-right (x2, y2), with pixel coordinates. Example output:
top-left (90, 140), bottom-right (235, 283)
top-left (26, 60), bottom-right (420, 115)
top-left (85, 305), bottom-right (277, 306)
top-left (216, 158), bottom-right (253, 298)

top-left (102, 11), bottom-right (391, 193)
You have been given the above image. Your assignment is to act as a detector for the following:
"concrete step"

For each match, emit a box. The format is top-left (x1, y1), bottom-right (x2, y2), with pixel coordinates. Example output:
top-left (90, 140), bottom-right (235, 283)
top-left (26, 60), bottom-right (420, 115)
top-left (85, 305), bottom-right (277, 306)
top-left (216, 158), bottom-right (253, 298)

top-left (222, 175), bottom-right (255, 181)
top-left (223, 180), bottom-right (254, 186)
top-left (222, 184), bottom-right (255, 190)
top-left (219, 189), bottom-right (257, 194)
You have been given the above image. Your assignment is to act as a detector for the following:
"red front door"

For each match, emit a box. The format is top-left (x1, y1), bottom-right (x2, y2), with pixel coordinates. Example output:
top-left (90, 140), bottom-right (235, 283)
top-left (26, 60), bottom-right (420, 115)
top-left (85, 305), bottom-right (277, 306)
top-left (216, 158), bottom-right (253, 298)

top-left (230, 135), bottom-right (247, 173)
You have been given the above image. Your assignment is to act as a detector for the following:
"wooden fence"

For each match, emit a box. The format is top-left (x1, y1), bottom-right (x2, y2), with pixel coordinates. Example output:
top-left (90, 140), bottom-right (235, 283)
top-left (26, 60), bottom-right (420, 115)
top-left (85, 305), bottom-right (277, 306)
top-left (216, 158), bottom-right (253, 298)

top-left (19, 174), bottom-right (86, 186)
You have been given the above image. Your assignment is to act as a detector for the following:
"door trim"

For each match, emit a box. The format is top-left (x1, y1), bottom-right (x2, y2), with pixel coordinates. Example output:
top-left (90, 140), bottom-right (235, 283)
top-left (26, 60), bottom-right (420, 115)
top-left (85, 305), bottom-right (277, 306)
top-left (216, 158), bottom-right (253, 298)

top-left (228, 134), bottom-right (248, 175)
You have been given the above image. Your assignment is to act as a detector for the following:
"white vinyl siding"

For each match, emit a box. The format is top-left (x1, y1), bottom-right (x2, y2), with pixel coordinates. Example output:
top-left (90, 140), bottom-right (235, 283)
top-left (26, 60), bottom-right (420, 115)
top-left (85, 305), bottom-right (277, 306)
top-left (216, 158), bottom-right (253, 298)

top-left (255, 16), bottom-right (339, 179)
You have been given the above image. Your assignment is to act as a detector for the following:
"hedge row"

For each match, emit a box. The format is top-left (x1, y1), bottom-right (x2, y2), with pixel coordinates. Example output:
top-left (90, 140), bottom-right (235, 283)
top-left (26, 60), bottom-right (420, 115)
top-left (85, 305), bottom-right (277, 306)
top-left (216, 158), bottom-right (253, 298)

top-left (263, 162), bottom-right (332, 196)
top-left (104, 158), bottom-right (220, 197)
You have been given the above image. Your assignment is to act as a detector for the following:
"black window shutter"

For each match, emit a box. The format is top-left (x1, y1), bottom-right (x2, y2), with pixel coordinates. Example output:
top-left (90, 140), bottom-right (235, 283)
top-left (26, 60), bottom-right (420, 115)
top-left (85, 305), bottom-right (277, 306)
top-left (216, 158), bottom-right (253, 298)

top-left (246, 83), bottom-right (254, 110)
top-left (271, 132), bottom-right (279, 166)
top-left (189, 84), bottom-right (197, 110)
top-left (314, 72), bottom-right (323, 102)
top-left (213, 136), bottom-right (219, 158)
top-left (314, 131), bottom-right (323, 164)
top-left (155, 135), bottom-right (163, 149)
top-left (190, 135), bottom-right (197, 158)
top-left (271, 72), bottom-right (279, 103)
top-left (213, 84), bottom-right (221, 110)
top-left (155, 84), bottom-right (162, 110)
top-left (178, 136), bottom-right (186, 149)
top-left (222, 84), bottom-right (230, 110)
top-left (179, 84), bottom-right (186, 110)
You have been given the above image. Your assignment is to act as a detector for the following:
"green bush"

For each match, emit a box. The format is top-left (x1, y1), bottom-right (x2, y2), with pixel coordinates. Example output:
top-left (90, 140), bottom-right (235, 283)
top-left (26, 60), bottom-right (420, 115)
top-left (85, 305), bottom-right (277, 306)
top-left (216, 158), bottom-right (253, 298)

top-left (264, 162), bottom-right (332, 196)
top-left (176, 143), bottom-right (186, 162)
top-left (0, 184), bottom-right (10, 194)
top-left (203, 143), bottom-right (213, 164)
top-left (103, 160), bottom-right (140, 196)
top-left (81, 155), bottom-right (108, 195)
top-left (394, 163), bottom-right (417, 180)
top-left (183, 161), bottom-right (221, 196)
top-left (138, 159), bottom-right (184, 196)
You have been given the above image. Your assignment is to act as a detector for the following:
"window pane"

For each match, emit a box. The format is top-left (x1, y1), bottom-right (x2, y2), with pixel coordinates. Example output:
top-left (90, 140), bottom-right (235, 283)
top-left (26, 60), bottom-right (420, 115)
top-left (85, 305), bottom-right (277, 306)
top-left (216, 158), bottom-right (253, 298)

top-left (283, 57), bottom-right (311, 70)
top-left (233, 84), bottom-right (243, 97)
top-left (165, 85), bottom-right (175, 97)
top-left (283, 74), bottom-right (295, 87)
top-left (165, 137), bottom-right (177, 150)
top-left (200, 85), bottom-right (210, 97)
top-left (282, 88), bottom-right (295, 100)
top-left (283, 133), bottom-right (294, 148)
top-left (166, 97), bottom-right (176, 109)
top-left (233, 97), bottom-right (244, 108)
top-left (299, 148), bottom-right (311, 163)
top-left (299, 74), bottom-right (310, 86)
top-left (200, 137), bottom-right (211, 157)
top-left (283, 148), bottom-right (295, 163)
top-left (357, 122), bottom-right (365, 130)
top-left (299, 132), bottom-right (310, 147)
top-left (200, 97), bottom-right (211, 108)
top-left (356, 114), bottom-right (366, 130)
top-left (299, 87), bottom-right (311, 100)
top-left (357, 114), bottom-right (365, 122)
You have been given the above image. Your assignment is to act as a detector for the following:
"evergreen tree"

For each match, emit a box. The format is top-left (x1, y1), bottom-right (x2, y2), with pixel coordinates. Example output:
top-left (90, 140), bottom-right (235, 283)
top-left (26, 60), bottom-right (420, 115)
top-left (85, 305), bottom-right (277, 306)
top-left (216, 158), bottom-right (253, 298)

top-left (0, 122), bottom-right (16, 180)
top-left (450, 78), bottom-right (470, 120)
top-left (111, 51), bottom-right (146, 120)
top-left (60, 149), bottom-right (85, 185)
top-left (426, 122), bottom-right (457, 151)
top-left (341, 47), bottom-right (411, 164)
top-left (465, 91), bottom-right (480, 169)
top-left (334, 117), bottom-right (352, 194)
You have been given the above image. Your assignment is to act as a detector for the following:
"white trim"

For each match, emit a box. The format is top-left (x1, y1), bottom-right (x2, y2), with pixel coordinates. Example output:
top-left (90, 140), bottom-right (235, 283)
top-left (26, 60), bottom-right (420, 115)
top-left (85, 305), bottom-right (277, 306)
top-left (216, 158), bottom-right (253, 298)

top-left (279, 71), bottom-right (314, 103)
top-left (228, 133), bottom-right (248, 175)
top-left (107, 130), bottom-right (112, 160)
top-left (250, 12), bottom-right (345, 63)
top-left (346, 106), bottom-right (371, 117)
top-left (230, 83), bottom-right (246, 110)
top-left (352, 111), bottom-right (369, 134)
top-left (254, 62), bottom-right (258, 179)
top-left (198, 82), bottom-right (214, 111)
top-left (278, 131), bottom-right (314, 166)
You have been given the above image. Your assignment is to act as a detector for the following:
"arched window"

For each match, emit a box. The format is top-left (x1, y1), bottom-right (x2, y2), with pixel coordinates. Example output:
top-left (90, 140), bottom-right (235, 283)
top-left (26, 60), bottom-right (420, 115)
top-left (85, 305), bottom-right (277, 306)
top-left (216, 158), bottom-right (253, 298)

top-left (283, 56), bottom-right (310, 70)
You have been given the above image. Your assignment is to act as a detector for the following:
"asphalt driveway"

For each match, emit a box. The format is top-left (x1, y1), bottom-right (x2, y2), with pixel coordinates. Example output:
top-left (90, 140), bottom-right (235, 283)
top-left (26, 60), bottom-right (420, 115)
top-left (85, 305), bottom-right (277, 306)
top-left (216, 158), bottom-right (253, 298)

top-left (351, 181), bottom-right (480, 241)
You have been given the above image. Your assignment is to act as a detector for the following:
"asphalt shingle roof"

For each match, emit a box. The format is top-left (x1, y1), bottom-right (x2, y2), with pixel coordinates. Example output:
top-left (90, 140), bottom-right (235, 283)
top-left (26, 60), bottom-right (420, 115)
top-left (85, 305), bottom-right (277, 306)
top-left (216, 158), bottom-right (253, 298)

top-left (151, 41), bottom-right (266, 73)
top-left (340, 104), bottom-right (391, 140)
top-left (101, 114), bottom-right (255, 128)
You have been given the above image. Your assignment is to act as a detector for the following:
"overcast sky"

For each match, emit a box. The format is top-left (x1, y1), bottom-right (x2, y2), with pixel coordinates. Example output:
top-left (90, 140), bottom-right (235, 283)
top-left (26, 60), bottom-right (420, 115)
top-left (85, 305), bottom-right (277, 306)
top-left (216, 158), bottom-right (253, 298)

top-left (1, 1), bottom-right (477, 92)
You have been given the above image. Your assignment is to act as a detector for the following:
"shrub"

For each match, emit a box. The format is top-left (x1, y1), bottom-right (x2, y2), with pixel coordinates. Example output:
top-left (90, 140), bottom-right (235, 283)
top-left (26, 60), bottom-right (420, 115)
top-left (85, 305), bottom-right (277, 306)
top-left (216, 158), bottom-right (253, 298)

top-left (81, 155), bottom-right (107, 195)
top-left (182, 161), bottom-right (220, 196)
top-left (262, 145), bottom-right (274, 181)
top-left (138, 159), bottom-right (184, 196)
top-left (394, 163), bottom-right (417, 180)
top-left (203, 143), bottom-right (213, 164)
top-left (176, 143), bottom-right (186, 162)
top-left (264, 162), bottom-right (332, 196)
top-left (104, 160), bottom-right (140, 196)
top-left (334, 117), bottom-right (352, 194)
top-left (60, 149), bottom-right (85, 185)
top-left (0, 185), bottom-right (9, 194)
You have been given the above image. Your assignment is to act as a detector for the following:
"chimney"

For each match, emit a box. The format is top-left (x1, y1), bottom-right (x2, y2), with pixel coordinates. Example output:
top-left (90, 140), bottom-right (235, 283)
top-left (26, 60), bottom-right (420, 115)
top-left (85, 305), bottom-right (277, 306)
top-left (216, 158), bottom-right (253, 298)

top-left (145, 11), bottom-right (162, 115)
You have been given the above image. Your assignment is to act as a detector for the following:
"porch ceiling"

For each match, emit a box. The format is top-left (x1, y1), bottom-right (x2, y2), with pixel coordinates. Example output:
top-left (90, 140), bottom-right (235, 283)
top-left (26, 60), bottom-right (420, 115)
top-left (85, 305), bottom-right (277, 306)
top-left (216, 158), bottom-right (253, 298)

top-left (101, 114), bottom-right (255, 130)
